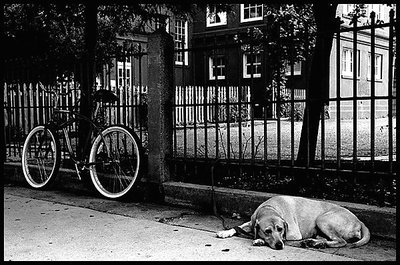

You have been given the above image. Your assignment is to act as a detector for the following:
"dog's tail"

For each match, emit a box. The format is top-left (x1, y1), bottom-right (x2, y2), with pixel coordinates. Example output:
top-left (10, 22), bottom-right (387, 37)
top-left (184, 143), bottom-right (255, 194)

top-left (348, 221), bottom-right (370, 248)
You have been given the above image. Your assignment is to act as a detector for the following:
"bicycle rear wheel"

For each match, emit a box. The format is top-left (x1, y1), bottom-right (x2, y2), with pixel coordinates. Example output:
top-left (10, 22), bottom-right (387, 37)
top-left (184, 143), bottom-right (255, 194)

top-left (21, 125), bottom-right (61, 189)
top-left (89, 125), bottom-right (141, 199)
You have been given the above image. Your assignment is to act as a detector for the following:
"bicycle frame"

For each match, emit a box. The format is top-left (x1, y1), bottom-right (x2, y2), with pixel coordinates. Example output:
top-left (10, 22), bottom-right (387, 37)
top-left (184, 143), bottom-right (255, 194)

top-left (23, 84), bottom-right (141, 199)
top-left (44, 100), bottom-right (107, 173)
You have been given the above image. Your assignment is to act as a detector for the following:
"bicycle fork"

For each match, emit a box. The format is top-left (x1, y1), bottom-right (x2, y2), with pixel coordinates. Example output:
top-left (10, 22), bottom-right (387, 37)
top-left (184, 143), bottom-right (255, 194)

top-left (61, 127), bottom-right (86, 180)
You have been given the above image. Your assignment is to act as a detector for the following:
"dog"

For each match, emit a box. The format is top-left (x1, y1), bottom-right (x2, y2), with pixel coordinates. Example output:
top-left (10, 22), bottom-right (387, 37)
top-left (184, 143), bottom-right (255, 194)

top-left (216, 195), bottom-right (370, 250)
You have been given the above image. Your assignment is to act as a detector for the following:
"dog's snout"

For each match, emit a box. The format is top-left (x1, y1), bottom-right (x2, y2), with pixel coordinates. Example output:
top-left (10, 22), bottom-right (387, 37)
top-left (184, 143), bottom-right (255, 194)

top-left (275, 241), bottom-right (283, 250)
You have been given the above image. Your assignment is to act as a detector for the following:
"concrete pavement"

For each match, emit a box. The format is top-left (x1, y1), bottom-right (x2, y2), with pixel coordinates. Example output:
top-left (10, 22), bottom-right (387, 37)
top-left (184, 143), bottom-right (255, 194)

top-left (4, 184), bottom-right (396, 261)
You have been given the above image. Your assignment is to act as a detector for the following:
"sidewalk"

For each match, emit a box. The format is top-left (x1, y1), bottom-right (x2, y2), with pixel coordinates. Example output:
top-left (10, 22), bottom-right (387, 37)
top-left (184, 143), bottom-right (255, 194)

top-left (4, 183), bottom-right (396, 261)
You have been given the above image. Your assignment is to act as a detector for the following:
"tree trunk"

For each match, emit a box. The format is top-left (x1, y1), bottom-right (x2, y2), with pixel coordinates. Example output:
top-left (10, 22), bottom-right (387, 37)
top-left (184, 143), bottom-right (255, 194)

top-left (396, 8), bottom-right (400, 176)
top-left (296, 3), bottom-right (338, 165)
top-left (77, 3), bottom-right (97, 159)
top-left (0, 3), bottom-right (5, 169)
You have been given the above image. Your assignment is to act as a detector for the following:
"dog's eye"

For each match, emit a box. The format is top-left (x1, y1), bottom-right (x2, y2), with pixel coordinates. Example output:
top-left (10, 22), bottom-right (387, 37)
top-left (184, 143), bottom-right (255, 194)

top-left (265, 229), bottom-right (272, 234)
top-left (277, 227), bottom-right (283, 232)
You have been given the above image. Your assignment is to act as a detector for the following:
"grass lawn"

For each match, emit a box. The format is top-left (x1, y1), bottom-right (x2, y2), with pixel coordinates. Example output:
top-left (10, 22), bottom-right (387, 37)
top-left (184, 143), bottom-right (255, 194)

top-left (174, 117), bottom-right (396, 162)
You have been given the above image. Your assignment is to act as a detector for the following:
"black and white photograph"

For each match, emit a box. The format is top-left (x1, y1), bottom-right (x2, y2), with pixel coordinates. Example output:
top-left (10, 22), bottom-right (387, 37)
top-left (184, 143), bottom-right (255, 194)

top-left (2, 1), bottom-right (397, 261)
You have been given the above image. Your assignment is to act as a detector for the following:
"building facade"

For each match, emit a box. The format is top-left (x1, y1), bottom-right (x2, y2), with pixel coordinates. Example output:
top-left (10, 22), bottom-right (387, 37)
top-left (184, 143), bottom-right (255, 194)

top-left (97, 4), bottom-right (395, 120)
top-left (329, 4), bottom-right (395, 119)
top-left (188, 3), bottom-right (395, 119)
top-left (96, 12), bottom-right (194, 90)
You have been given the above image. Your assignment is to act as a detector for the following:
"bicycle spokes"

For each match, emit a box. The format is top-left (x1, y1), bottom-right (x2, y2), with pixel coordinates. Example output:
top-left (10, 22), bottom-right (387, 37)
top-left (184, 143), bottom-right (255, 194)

top-left (89, 126), bottom-right (140, 199)
top-left (22, 126), bottom-right (60, 189)
top-left (29, 132), bottom-right (55, 181)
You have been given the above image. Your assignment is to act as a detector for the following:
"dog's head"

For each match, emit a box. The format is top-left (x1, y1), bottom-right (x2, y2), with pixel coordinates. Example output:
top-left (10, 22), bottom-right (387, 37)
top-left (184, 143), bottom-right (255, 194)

top-left (254, 216), bottom-right (288, 250)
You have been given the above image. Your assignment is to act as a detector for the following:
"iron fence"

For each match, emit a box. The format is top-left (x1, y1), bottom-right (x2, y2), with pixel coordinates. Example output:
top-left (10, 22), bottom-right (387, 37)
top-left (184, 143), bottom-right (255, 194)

top-left (170, 9), bottom-right (397, 206)
top-left (2, 8), bottom-right (398, 206)
top-left (3, 48), bottom-right (149, 163)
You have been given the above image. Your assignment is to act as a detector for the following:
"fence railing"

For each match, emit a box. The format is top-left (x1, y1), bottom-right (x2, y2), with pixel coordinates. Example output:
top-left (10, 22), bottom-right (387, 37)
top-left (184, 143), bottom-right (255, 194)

top-left (3, 8), bottom-right (397, 207)
top-left (169, 8), bottom-right (397, 206)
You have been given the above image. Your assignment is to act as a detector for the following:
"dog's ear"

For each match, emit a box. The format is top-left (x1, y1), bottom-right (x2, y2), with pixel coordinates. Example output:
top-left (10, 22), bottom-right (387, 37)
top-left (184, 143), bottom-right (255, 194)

top-left (254, 219), bottom-right (260, 240)
top-left (283, 221), bottom-right (288, 240)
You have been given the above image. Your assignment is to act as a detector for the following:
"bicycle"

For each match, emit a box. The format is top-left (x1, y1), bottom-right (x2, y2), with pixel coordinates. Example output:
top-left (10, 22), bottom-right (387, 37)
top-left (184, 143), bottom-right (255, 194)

top-left (21, 82), bottom-right (142, 199)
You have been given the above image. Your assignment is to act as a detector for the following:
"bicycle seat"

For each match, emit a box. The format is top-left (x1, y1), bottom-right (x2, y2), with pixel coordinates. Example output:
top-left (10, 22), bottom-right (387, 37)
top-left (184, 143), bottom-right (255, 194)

top-left (93, 89), bottom-right (118, 103)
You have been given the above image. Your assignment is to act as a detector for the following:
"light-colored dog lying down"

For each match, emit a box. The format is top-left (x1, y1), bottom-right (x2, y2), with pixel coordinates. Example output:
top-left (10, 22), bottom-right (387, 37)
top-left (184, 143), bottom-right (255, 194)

top-left (216, 195), bottom-right (370, 250)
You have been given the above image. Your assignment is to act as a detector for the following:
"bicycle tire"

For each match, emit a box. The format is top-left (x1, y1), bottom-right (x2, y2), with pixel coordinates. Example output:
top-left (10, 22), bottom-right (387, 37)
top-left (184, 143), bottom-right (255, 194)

top-left (89, 125), bottom-right (142, 199)
top-left (21, 125), bottom-right (61, 189)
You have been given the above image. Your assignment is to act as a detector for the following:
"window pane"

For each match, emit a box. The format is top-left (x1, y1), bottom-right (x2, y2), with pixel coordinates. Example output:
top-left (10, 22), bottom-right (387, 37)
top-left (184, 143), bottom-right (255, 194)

top-left (207, 5), bottom-right (226, 26)
top-left (220, 65), bottom-right (225, 76)
top-left (244, 9), bottom-right (249, 19)
top-left (243, 4), bottom-right (262, 20)
top-left (210, 56), bottom-right (225, 79)
top-left (257, 6), bottom-right (262, 16)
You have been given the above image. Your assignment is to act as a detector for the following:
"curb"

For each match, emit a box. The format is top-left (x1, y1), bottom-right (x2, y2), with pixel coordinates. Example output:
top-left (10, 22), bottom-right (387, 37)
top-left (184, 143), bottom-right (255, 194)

top-left (163, 181), bottom-right (396, 241)
top-left (4, 162), bottom-right (93, 194)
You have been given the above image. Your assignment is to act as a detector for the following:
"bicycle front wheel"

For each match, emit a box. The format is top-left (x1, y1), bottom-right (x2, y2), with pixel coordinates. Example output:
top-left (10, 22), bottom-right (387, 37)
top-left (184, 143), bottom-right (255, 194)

top-left (21, 125), bottom-right (61, 189)
top-left (89, 125), bottom-right (141, 199)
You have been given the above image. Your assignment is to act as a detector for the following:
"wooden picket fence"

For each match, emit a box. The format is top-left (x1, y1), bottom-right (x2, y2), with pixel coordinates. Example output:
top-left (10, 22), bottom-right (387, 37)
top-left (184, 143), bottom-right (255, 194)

top-left (4, 83), bottom-right (253, 140)
top-left (4, 83), bottom-right (308, 137)
top-left (174, 85), bottom-right (252, 125)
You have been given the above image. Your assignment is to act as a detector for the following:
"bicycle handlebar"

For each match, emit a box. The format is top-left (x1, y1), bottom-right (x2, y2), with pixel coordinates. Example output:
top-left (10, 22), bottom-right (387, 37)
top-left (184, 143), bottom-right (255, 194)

top-left (38, 81), bottom-right (117, 115)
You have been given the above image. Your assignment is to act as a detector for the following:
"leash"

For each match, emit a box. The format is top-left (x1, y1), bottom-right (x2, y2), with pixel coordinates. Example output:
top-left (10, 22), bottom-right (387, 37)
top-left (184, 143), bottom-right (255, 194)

top-left (210, 158), bottom-right (229, 230)
top-left (233, 226), bottom-right (254, 239)
top-left (210, 159), bottom-right (254, 239)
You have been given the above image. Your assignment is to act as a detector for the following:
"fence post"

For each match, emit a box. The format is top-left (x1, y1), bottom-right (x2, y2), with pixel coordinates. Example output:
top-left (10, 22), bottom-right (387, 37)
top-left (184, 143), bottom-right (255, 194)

top-left (145, 29), bottom-right (174, 202)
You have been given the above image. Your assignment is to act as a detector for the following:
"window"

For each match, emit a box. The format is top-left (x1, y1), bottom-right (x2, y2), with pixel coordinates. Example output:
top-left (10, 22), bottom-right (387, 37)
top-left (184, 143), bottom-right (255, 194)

top-left (240, 4), bottom-right (263, 22)
top-left (243, 52), bottom-right (261, 78)
top-left (117, 67), bottom-right (131, 88)
top-left (209, 55), bottom-right (225, 80)
top-left (285, 61), bottom-right (302, 76)
top-left (342, 48), bottom-right (360, 78)
top-left (206, 5), bottom-right (227, 27)
top-left (368, 53), bottom-right (383, 80)
top-left (174, 19), bottom-right (188, 65)
top-left (117, 56), bottom-right (131, 88)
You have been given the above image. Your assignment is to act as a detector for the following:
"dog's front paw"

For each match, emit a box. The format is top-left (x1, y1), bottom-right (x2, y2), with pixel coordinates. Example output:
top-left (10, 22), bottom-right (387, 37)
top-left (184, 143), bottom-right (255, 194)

top-left (216, 229), bottom-right (235, 238)
top-left (252, 239), bottom-right (266, 246)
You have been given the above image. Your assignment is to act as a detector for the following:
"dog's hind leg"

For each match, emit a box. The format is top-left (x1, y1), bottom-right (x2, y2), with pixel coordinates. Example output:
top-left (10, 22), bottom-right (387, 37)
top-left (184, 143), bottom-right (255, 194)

top-left (315, 214), bottom-right (347, 248)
